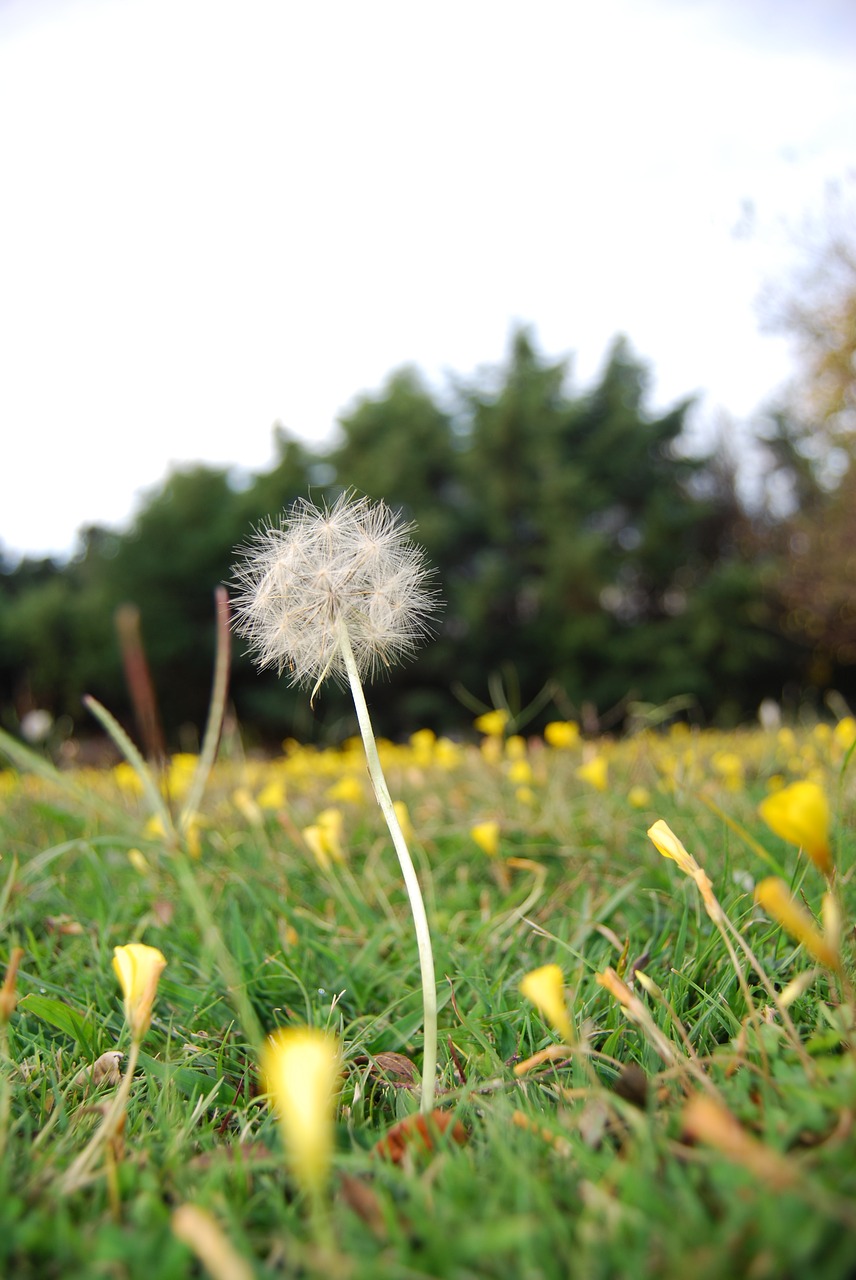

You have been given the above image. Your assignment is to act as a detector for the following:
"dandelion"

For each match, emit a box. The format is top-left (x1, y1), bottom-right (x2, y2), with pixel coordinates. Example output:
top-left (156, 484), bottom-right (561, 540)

top-left (233, 493), bottom-right (440, 1112)
top-left (262, 1027), bottom-right (342, 1198)
top-left (232, 492), bottom-right (437, 690)
top-left (758, 781), bottom-right (832, 876)
top-left (520, 963), bottom-right (574, 1043)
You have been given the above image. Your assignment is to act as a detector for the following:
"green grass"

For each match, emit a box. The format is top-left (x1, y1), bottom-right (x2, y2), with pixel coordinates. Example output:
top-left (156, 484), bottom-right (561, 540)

top-left (0, 720), bottom-right (855, 1279)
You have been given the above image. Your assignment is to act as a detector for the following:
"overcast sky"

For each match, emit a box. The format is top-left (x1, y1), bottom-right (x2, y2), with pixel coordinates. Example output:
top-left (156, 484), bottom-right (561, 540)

top-left (1, 0), bottom-right (855, 562)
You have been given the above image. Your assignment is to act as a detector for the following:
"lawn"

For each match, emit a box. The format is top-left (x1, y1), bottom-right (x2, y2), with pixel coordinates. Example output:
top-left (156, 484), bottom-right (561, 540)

top-left (0, 713), bottom-right (854, 1279)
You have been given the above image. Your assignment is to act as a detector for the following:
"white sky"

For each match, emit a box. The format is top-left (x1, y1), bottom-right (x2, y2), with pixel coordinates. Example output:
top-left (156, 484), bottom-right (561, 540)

top-left (1, 0), bottom-right (855, 562)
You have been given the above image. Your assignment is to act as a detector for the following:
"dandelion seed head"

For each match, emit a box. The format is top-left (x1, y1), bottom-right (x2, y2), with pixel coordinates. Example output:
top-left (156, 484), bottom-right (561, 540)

top-left (232, 492), bottom-right (440, 687)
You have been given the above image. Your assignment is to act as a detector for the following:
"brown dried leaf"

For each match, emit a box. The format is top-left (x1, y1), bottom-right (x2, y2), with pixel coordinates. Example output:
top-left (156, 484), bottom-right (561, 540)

top-left (44, 915), bottom-right (84, 936)
top-left (338, 1174), bottom-right (387, 1239)
top-left (355, 1051), bottom-right (420, 1088)
top-left (372, 1110), bottom-right (468, 1164)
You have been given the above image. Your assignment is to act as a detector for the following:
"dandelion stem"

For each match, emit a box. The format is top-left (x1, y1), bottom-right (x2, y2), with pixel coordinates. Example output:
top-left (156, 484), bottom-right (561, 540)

top-left (337, 620), bottom-right (438, 1113)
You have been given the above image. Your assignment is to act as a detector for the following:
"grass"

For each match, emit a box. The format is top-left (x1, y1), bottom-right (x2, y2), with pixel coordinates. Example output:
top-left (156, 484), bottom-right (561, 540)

top-left (0, 715), bottom-right (855, 1278)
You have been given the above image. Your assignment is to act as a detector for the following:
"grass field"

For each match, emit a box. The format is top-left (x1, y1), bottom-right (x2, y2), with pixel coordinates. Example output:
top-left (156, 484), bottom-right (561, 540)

top-left (0, 712), bottom-right (854, 1279)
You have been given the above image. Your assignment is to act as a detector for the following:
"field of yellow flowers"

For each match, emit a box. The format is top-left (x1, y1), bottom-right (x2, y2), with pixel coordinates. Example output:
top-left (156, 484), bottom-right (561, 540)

top-left (0, 711), bottom-right (854, 1279)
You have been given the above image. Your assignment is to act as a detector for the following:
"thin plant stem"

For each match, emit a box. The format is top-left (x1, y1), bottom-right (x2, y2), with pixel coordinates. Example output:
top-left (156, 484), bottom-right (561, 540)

top-left (337, 620), bottom-right (438, 1113)
top-left (171, 848), bottom-right (265, 1054)
top-left (179, 586), bottom-right (232, 831)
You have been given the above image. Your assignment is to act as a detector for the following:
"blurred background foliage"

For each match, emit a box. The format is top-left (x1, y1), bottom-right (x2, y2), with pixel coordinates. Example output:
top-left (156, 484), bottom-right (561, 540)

top-left (2, 230), bottom-right (855, 750)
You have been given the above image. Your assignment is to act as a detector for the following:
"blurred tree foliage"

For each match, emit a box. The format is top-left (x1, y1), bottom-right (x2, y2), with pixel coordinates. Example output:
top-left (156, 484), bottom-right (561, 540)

top-left (0, 322), bottom-right (842, 749)
top-left (755, 178), bottom-right (856, 696)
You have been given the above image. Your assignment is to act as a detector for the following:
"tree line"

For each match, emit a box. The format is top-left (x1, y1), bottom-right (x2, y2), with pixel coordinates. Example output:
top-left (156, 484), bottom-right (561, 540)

top-left (1, 326), bottom-right (853, 749)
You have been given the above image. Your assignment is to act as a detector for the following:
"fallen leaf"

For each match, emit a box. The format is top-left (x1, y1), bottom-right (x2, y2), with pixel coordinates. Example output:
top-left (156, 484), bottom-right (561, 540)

top-left (372, 1110), bottom-right (468, 1164)
top-left (338, 1174), bottom-right (387, 1239)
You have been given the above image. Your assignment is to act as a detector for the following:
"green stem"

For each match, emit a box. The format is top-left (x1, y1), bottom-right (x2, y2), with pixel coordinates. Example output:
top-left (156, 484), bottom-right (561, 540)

top-left (337, 622), bottom-right (437, 1113)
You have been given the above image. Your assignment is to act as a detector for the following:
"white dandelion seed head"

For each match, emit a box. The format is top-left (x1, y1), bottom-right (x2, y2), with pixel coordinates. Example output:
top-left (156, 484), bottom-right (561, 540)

top-left (232, 492), bottom-right (440, 688)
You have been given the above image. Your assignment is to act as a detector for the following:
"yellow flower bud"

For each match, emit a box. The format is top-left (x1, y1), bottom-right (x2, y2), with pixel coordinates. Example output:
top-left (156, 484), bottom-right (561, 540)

top-left (647, 819), bottom-right (698, 877)
top-left (754, 878), bottom-right (840, 971)
top-left (758, 781), bottom-right (832, 875)
top-left (261, 1027), bottom-right (342, 1196)
top-left (112, 943), bottom-right (167, 1042)
top-left (519, 963), bottom-right (573, 1043)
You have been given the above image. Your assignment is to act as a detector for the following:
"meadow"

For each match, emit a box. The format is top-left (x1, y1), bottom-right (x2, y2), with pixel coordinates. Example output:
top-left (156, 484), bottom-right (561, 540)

top-left (0, 710), bottom-right (854, 1279)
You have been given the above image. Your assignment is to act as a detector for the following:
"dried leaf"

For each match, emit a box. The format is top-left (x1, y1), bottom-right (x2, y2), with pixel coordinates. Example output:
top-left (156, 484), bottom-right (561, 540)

top-left (338, 1174), bottom-right (387, 1238)
top-left (613, 1063), bottom-right (648, 1109)
top-left (355, 1051), bottom-right (420, 1088)
top-left (372, 1110), bottom-right (468, 1163)
top-left (44, 916), bottom-right (85, 936)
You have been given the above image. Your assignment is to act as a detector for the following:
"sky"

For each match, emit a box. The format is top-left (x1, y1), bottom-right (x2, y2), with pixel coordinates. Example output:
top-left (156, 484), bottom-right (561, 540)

top-left (1, 0), bottom-right (855, 563)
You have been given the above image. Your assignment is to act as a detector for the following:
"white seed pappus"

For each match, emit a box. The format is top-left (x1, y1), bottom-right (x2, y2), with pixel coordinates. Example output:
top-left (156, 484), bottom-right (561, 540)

top-left (232, 493), bottom-right (439, 687)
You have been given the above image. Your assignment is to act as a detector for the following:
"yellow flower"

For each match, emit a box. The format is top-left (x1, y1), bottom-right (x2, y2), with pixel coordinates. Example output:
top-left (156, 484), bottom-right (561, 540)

top-left (470, 820), bottom-right (500, 857)
top-left (507, 759), bottom-right (533, 786)
top-left (474, 709), bottom-right (509, 737)
top-left (326, 775), bottom-right (363, 804)
top-left (757, 781), bottom-right (832, 876)
top-left (262, 1027), bottom-right (342, 1196)
top-left (303, 809), bottom-right (345, 869)
top-left (113, 761), bottom-right (144, 797)
top-left (627, 785), bottom-right (651, 809)
top-left (754, 877), bottom-right (840, 971)
top-left (257, 778), bottom-right (286, 810)
top-left (393, 800), bottom-right (413, 844)
top-left (576, 756), bottom-right (608, 792)
top-left (112, 943), bottom-right (167, 1042)
top-left (520, 963), bottom-right (573, 1043)
top-left (647, 819), bottom-right (698, 876)
top-left (712, 751), bottom-right (744, 791)
top-left (409, 727), bottom-right (436, 764)
top-left (833, 716), bottom-right (856, 754)
top-left (544, 720), bottom-right (580, 749)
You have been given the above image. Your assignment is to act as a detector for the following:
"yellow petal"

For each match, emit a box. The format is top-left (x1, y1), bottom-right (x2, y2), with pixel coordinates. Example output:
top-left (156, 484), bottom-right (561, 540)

top-left (520, 963), bottom-right (573, 1043)
top-left (112, 943), bottom-right (167, 1042)
top-left (754, 878), bottom-right (840, 971)
top-left (544, 721), bottom-right (580, 749)
top-left (647, 819), bottom-right (698, 877)
top-left (758, 781), bottom-right (832, 875)
top-left (262, 1027), bottom-right (342, 1195)
top-left (576, 756), bottom-right (608, 792)
top-left (474, 709), bottom-right (509, 737)
top-left (470, 820), bottom-right (500, 857)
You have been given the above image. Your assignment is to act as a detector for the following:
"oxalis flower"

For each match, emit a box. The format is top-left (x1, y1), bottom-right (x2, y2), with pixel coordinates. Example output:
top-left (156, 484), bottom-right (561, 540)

top-left (233, 493), bottom-right (441, 1113)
